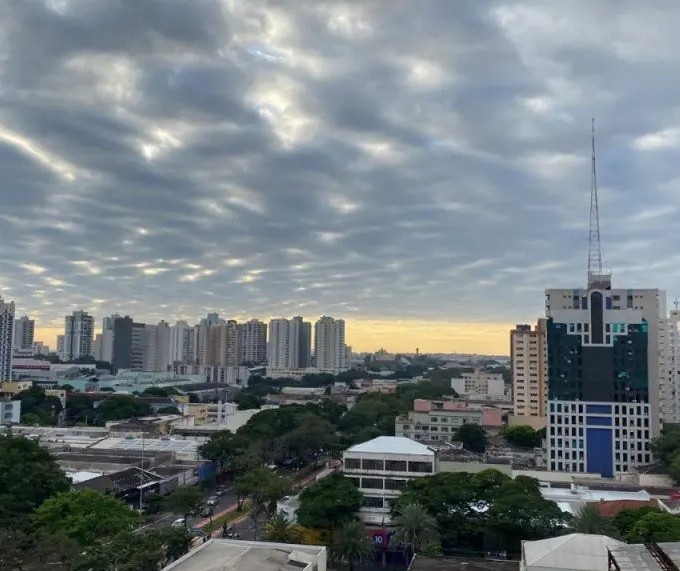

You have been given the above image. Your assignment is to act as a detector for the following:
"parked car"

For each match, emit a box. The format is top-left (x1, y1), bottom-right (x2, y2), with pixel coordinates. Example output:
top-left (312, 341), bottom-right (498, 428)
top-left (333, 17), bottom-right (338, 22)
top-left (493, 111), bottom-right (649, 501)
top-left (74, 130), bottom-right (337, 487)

top-left (172, 517), bottom-right (186, 529)
top-left (206, 496), bottom-right (219, 506)
top-left (200, 506), bottom-right (214, 517)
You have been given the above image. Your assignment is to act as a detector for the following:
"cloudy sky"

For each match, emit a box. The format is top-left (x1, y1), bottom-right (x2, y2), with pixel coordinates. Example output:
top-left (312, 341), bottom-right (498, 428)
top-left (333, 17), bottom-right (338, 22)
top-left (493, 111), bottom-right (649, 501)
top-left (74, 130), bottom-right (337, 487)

top-left (2, 0), bottom-right (680, 354)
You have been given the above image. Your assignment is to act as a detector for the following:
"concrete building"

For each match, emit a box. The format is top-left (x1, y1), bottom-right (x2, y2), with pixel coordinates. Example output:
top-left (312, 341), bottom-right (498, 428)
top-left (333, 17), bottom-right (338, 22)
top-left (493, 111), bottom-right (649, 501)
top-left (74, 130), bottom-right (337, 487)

top-left (202, 365), bottom-right (249, 385)
top-left (293, 316), bottom-right (312, 368)
top-left (0, 298), bottom-right (14, 381)
top-left (343, 436), bottom-right (436, 525)
top-left (161, 539), bottom-right (327, 571)
top-left (238, 319), bottom-right (267, 364)
top-left (62, 310), bottom-right (94, 361)
top-left (511, 320), bottom-right (548, 421)
top-left (32, 341), bottom-right (49, 356)
top-left (111, 317), bottom-right (145, 372)
top-left (665, 309), bottom-right (680, 423)
top-left (12, 316), bottom-right (34, 352)
top-left (168, 321), bottom-right (190, 366)
top-left (546, 279), bottom-right (666, 477)
top-left (267, 318), bottom-right (296, 369)
top-left (452, 369), bottom-right (506, 398)
top-left (395, 399), bottom-right (506, 442)
top-left (520, 533), bottom-right (624, 571)
top-left (56, 334), bottom-right (64, 357)
top-left (0, 400), bottom-right (21, 424)
top-left (142, 321), bottom-right (170, 372)
top-left (314, 316), bottom-right (347, 373)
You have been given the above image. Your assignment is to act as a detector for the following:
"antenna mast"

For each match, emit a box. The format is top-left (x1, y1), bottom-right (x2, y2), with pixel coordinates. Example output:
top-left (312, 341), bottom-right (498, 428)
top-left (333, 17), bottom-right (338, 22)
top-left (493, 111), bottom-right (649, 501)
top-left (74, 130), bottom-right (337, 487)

top-left (588, 118), bottom-right (603, 287)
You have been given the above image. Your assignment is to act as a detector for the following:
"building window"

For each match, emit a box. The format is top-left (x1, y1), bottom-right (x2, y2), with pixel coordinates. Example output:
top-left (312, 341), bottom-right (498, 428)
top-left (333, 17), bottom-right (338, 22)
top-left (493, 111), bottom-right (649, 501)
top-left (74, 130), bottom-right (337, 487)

top-left (408, 461), bottom-right (433, 473)
top-left (385, 460), bottom-right (407, 472)
top-left (362, 459), bottom-right (384, 471)
top-left (347, 477), bottom-right (360, 487)
top-left (344, 458), bottom-right (360, 470)
top-left (361, 477), bottom-right (383, 490)
top-left (362, 496), bottom-right (384, 508)
top-left (384, 478), bottom-right (407, 491)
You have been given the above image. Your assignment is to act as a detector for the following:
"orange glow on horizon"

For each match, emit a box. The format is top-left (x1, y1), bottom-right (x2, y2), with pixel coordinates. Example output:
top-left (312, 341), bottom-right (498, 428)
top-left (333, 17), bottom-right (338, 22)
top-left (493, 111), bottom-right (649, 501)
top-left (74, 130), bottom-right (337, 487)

top-left (35, 319), bottom-right (514, 355)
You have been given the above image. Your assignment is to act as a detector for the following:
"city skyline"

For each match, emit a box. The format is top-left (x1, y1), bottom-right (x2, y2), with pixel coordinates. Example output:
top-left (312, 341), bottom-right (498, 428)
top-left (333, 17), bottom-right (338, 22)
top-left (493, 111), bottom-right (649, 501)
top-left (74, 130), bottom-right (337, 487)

top-left (3, 2), bottom-right (680, 355)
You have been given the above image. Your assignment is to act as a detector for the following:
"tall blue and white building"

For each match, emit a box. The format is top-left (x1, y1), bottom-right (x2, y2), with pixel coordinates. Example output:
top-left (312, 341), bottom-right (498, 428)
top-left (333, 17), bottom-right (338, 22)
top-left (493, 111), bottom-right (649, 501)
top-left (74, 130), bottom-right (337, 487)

top-left (545, 122), bottom-right (667, 477)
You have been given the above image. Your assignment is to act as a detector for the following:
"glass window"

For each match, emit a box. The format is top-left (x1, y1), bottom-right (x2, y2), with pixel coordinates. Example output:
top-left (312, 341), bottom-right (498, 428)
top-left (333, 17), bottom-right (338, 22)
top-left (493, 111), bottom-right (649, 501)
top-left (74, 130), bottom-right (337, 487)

top-left (408, 461), bottom-right (433, 473)
top-left (385, 460), bottom-right (407, 472)
top-left (361, 477), bottom-right (383, 490)
top-left (344, 458), bottom-right (360, 470)
top-left (384, 479), bottom-right (407, 491)
top-left (362, 459), bottom-right (384, 471)
top-left (362, 496), bottom-right (384, 508)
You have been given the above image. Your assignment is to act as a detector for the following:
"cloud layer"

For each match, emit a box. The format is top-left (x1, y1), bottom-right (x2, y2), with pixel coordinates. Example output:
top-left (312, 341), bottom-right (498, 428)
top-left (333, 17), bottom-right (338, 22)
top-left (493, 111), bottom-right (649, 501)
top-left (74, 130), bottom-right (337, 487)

top-left (2, 1), bottom-right (680, 350)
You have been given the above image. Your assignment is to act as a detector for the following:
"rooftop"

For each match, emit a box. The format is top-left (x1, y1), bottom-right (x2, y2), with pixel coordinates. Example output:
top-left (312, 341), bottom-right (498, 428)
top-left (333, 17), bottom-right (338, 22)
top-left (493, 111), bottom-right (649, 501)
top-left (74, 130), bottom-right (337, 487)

top-left (608, 543), bottom-right (680, 570)
top-left (161, 539), bottom-right (326, 571)
top-left (410, 555), bottom-right (518, 571)
top-left (588, 499), bottom-right (659, 517)
top-left (346, 436), bottom-right (434, 456)
top-left (522, 533), bottom-right (624, 570)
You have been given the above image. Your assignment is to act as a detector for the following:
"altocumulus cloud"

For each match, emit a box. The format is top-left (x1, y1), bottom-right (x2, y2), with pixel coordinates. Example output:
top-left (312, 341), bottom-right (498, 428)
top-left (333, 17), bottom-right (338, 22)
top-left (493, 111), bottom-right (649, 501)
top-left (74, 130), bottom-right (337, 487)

top-left (1, 0), bottom-right (680, 341)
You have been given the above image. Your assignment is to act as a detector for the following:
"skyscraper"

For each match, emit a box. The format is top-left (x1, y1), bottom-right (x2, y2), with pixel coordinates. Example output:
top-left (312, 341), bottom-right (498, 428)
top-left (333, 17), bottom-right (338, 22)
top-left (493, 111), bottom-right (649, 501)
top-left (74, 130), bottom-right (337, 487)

top-left (0, 297), bottom-right (15, 380)
top-left (12, 316), bottom-right (34, 351)
top-left (239, 319), bottom-right (267, 364)
top-left (510, 320), bottom-right (547, 424)
top-left (267, 318), bottom-right (295, 369)
top-left (62, 310), bottom-right (94, 361)
top-left (293, 316), bottom-right (312, 368)
top-left (545, 124), bottom-right (665, 477)
top-left (169, 320), bottom-right (190, 365)
top-left (111, 316), bottom-right (145, 372)
top-left (314, 316), bottom-right (347, 373)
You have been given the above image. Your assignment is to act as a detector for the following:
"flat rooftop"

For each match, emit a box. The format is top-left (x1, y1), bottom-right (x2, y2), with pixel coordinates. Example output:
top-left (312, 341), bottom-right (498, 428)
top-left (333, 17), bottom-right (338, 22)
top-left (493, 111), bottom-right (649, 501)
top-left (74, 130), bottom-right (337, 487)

top-left (410, 555), bottom-right (518, 570)
top-left (162, 539), bottom-right (326, 571)
top-left (346, 436), bottom-right (434, 456)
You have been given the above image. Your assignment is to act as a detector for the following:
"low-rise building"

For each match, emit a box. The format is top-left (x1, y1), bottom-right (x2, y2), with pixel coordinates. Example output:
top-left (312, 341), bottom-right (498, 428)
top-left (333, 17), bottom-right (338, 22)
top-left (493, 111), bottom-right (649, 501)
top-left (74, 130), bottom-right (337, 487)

top-left (343, 436), bottom-right (436, 525)
top-left (162, 539), bottom-right (327, 571)
top-left (1, 380), bottom-right (33, 395)
top-left (0, 399), bottom-right (21, 424)
top-left (451, 369), bottom-right (506, 399)
top-left (395, 399), bottom-right (506, 442)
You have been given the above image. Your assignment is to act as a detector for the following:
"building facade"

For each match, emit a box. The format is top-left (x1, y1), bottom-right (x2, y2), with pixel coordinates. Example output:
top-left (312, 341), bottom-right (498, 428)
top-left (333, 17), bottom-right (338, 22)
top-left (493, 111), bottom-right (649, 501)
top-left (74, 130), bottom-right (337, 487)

top-left (239, 319), bottom-right (267, 364)
top-left (546, 278), bottom-right (666, 476)
top-left (0, 298), bottom-right (15, 381)
top-left (62, 310), bottom-right (94, 361)
top-left (111, 316), bottom-right (145, 372)
top-left (314, 316), bottom-right (347, 373)
top-left (343, 436), bottom-right (436, 525)
top-left (12, 316), bottom-right (34, 352)
top-left (452, 369), bottom-right (506, 399)
top-left (666, 310), bottom-right (680, 423)
top-left (511, 320), bottom-right (548, 420)
top-left (0, 400), bottom-right (21, 424)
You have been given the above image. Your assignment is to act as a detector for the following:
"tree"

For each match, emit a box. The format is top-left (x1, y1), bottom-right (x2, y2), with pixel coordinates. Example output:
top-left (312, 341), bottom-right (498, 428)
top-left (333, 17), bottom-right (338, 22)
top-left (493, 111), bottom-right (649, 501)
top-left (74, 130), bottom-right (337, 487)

top-left (233, 391), bottom-right (264, 410)
top-left (164, 486), bottom-right (205, 526)
top-left (612, 506), bottom-right (660, 542)
top-left (236, 467), bottom-right (291, 534)
top-left (297, 472), bottom-right (362, 543)
top-left (503, 425), bottom-right (542, 448)
top-left (34, 490), bottom-right (140, 545)
top-left (571, 504), bottom-right (613, 535)
top-left (264, 513), bottom-right (303, 544)
top-left (96, 395), bottom-right (151, 421)
top-left (453, 423), bottom-right (487, 453)
top-left (333, 519), bottom-right (373, 571)
top-left (0, 434), bottom-right (70, 525)
top-left (156, 406), bottom-right (181, 415)
top-left (627, 511), bottom-right (680, 543)
top-left (17, 386), bottom-right (63, 425)
top-left (60, 384), bottom-right (75, 392)
top-left (393, 503), bottom-right (439, 554)
top-left (142, 387), bottom-right (178, 397)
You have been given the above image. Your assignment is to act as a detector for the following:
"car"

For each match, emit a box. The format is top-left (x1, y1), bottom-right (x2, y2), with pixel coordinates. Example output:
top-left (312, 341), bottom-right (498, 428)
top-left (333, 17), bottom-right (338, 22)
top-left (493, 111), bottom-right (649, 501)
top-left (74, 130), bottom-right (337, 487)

top-left (172, 517), bottom-right (186, 529)
top-left (206, 496), bottom-right (219, 506)
top-left (214, 489), bottom-right (225, 497)
top-left (200, 506), bottom-right (214, 517)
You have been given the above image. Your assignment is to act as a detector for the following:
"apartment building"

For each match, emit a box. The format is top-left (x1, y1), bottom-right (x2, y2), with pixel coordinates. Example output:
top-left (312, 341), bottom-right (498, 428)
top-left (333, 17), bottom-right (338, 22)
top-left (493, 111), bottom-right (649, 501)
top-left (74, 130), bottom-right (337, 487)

top-left (314, 316), bottom-right (347, 373)
top-left (0, 297), bottom-right (14, 381)
top-left (239, 319), bottom-right (267, 364)
top-left (12, 316), bottom-right (34, 351)
top-left (395, 399), bottom-right (506, 442)
top-left (62, 310), bottom-right (94, 361)
top-left (451, 369), bottom-right (506, 399)
top-left (342, 436), bottom-right (436, 525)
top-left (0, 400), bottom-right (21, 424)
top-left (511, 320), bottom-right (548, 422)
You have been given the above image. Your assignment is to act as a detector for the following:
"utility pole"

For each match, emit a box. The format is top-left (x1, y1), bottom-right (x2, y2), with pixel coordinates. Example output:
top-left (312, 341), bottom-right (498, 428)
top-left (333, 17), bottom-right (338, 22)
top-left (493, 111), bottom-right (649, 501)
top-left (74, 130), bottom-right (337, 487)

top-left (139, 433), bottom-right (145, 512)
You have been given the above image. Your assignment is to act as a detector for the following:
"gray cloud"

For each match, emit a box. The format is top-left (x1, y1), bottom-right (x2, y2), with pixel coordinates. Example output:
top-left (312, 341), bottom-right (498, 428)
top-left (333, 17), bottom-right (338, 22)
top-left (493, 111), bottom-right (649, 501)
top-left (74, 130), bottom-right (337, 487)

top-left (1, 0), bottom-right (679, 337)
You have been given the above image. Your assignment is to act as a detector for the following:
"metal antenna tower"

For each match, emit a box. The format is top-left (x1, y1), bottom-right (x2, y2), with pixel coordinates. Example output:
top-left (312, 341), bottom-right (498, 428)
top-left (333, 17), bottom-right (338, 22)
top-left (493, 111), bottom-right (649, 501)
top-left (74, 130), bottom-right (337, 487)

top-left (588, 117), bottom-right (603, 285)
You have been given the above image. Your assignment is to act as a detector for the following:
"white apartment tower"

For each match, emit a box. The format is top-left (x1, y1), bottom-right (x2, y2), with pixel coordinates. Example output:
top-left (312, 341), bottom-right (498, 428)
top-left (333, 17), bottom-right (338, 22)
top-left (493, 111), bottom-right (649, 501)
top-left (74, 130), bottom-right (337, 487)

top-left (239, 319), bottom-right (267, 364)
top-left (267, 317), bottom-right (312, 369)
top-left (12, 316), bottom-right (35, 351)
top-left (314, 316), bottom-right (347, 373)
top-left (0, 298), bottom-right (15, 381)
top-left (169, 320), bottom-right (190, 365)
top-left (62, 310), bottom-right (95, 360)
top-left (511, 320), bottom-right (548, 421)
top-left (664, 310), bottom-right (680, 423)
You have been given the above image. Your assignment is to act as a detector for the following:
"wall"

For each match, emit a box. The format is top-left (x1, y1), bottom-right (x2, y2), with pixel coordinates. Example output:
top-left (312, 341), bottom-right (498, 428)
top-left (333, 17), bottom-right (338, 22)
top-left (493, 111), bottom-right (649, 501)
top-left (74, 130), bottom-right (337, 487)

top-left (439, 461), bottom-right (512, 475)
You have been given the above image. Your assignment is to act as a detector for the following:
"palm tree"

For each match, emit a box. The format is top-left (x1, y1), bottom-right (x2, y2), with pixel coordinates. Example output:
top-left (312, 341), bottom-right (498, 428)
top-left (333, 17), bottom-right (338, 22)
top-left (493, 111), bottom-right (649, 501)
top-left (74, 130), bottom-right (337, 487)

top-left (393, 503), bottom-right (439, 555)
top-left (333, 519), bottom-right (373, 571)
top-left (264, 513), bottom-right (304, 544)
top-left (572, 504), bottom-right (613, 535)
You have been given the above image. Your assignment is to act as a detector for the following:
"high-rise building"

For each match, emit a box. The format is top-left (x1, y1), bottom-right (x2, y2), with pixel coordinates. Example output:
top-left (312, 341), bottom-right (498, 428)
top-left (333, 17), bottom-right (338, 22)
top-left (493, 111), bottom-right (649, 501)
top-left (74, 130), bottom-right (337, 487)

top-left (169, 320), bottom-right (190, 365)
top-left (100, 314), bottom-right (119, 364)
top-left (206, 312), bottom-right (220, 326)
top-left (0, 297), bottom-right (15, 381)
top-left (111, 316), bottom-right (145, 372)
top-left (545, 123), bottom-right (665, 477)
top-left (293, 316), bottom-right (312, 368)
top-left (239, 319), bottom-right (267, 364)
top-left (56, 335), bottom-right (64, 357)
top-left (665, 310), bottom-right (680, 423)
top-left (62, 310), bottom-right (94, 361)
top-left (510, 320), bottom-right (547, 422)
top-left (314, 316), bottom-right (347, 373)
top-left (12, 316), bottom-right (34, 351)
top-left (267, 318), bottom-right (295, 369)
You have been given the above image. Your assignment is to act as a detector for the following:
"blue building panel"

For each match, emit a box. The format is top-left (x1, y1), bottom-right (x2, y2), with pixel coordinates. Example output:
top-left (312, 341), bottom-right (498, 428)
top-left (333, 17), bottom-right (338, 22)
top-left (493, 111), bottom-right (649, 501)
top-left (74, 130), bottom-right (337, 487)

top-left (586, 428), bottom-right (613, 477)
top-left (586, 416), bottom-right (612, 426)
top-left (586, 404), bottom-right (611, 414)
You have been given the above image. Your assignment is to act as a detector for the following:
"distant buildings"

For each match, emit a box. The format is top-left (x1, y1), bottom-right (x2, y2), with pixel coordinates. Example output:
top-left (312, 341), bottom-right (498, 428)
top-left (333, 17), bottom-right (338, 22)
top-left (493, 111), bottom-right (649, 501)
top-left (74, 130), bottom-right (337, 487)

top-left (0, 297), bottom-right (15, 381)
top-left (0, 399), bottom-right (21, 424)
top-left (12, 315), bottom-right (34, 352)
top-left (510, 320), bottom-right (547, 424)
top-left (62, 310), bottom-right (94, 361)
top-left (267, 316), bottom-right (312, 370)
top-left (238, 319), bottom-right (267, 364)
top-left (314, 316), bottom-right (347, 373)
top-left (343, 436), bottom-right (436, 525)
top-left (451, 368), bottom-right (506, 399)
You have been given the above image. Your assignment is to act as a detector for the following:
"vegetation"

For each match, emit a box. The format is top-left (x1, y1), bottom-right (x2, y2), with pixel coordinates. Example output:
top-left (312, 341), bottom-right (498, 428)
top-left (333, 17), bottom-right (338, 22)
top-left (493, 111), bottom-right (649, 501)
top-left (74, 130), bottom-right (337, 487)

top-left (571, 504), bottom-right (613, 536)
top-left (96, 395), bottom-right (152, 421)
top-left (502, 425), bottom-right (542, 448)
top-left (233, 391), bottom-right (265, 410)
top-left (333, 519), bottom-right (374, 571)
top-left (296, 473), bottom-right (362, 543)
top-left (453, 423), bottom-right (488, 453)
top-left (392, 503), bottom-right (439, 554)
top-left (626, 511), bottom-right (680, 543)
top-left (264, 513), bottom-right (304, 544)
top-left (391, 470), bottom-right (569, 556)
top-left (142, 386), bottom-right (179, 397)
top-left (17, 386), bottom-right (63, 425)
top-left (164, 486), bottom-right (205, 525)
top-left (652, 424), bottom-right (680, 483)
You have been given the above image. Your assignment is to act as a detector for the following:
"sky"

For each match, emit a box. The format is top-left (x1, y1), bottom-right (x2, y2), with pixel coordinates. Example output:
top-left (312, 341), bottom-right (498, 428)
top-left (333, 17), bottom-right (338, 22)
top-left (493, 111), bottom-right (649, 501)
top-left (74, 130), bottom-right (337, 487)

top-left (2, 1), bottom-right (680, 355)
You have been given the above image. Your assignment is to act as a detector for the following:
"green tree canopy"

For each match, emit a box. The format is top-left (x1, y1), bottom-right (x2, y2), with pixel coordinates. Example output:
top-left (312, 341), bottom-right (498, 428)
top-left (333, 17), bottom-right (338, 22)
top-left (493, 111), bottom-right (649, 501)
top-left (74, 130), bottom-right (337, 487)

top-left (453, 423), bottom-right (488, 453)
top-left (96, 395), bottom-right (152, 421)
top-left (34, 490), bottom-right (140, 545)
top-left (502, 425), bottom-right (542, 448)
top-left (333, 519), bottom-right (374, 571)
top-left (236, 467), bottom-right (291, 517)
top-left (264, 513), bottom-right (303, 544)
top-left (233, 391), bottom-right (265, 410)
top-left (571, 503), bottom-right (614, 536)
top-left (0, 434), bottom-right (70, 525)
top-left (627, 511), bottom-right (680, 543)
top-left (142, 386), bottom-right (179, 397)
top-left (156, 406), bottom-right (181, 415)
top-left (612, 506), bottom-right (661, 542)
top-left (18, 386), bottom-right (63, 425)
top-left (297, 472), bottom-right (362, 539)
top-left (164, 486), bottom-right (205, 524)
top-left (393, 503), bottom-right (439, 554)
